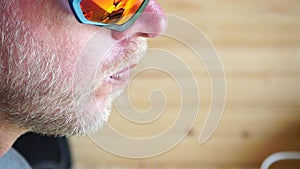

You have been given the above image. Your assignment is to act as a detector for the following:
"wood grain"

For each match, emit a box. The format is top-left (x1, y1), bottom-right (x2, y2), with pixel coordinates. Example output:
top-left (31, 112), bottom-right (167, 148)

top-left (70, 0), bottom-right (300, 168)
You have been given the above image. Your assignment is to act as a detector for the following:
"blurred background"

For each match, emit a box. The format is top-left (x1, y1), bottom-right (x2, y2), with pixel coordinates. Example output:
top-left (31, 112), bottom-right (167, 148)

top-left (70, 0), bottom-right (300, 168)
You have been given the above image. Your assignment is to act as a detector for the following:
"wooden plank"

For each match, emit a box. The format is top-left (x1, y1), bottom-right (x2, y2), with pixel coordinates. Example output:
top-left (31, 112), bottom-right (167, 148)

top-left (70, 106), bottom-right (300, 167)
top-left (124, 75), bottom-right (300, 105)
top-left (69, 1), bottom-right (300, 169)
top-left (157, 0), bottom-right (300, 46)
top-left (146, 42), bottom-right (300, 75)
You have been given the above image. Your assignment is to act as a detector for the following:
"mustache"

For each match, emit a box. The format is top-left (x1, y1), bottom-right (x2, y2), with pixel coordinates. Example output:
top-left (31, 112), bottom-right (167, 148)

top-left (94, 37), bottom-right (148, 90)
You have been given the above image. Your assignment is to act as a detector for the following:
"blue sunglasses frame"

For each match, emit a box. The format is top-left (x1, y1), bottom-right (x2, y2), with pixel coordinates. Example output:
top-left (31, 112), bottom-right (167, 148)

top-left (68, 0), bottom-right (150, 32)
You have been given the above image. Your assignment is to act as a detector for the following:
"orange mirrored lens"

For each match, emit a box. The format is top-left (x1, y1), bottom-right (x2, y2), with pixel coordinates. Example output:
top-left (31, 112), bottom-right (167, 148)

top-left (80, 0), bottom-right (144, 25)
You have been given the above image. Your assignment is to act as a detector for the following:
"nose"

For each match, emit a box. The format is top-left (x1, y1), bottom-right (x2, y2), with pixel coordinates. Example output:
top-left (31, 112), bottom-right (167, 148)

top-left (111, 0), bottom-right (167, 40)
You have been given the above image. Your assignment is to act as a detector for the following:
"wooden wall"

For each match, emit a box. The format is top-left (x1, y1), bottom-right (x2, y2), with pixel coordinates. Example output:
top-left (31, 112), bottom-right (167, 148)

top-left (70, 0), bottom-right (300, 168)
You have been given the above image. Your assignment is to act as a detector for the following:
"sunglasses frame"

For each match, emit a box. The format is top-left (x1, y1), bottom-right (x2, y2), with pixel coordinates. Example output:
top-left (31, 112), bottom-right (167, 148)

top-left (68, 0), bottom-right (149, 32)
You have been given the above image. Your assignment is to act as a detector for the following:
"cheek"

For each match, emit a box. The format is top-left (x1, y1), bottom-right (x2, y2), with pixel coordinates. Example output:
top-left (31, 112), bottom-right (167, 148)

top-left (56, 0), bottom-right (73, 12)
top-left (51, 29), bottom-right (108, 80)
top-left (51, 32), bottom-right (93, 76)
top-left (14, 0), bottom-right (114, 79)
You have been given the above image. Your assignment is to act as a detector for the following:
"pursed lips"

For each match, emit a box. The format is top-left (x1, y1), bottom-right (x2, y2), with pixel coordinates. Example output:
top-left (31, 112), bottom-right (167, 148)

top-left (95, 37), bottom-right (146, 96)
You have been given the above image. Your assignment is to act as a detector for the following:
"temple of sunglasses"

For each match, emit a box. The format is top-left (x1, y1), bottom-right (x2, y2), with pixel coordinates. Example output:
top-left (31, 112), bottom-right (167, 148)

top-left (68, 0), bottom-right (149, 31)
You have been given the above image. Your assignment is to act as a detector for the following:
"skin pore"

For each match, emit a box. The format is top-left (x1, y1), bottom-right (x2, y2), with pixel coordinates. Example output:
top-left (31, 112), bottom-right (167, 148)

top-left (0, 0), bottom-right (167, 156)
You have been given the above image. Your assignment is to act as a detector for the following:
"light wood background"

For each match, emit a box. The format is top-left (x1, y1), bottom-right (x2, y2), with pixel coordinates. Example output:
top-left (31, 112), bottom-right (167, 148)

top-left (70, 0), bottom-right (300, 168)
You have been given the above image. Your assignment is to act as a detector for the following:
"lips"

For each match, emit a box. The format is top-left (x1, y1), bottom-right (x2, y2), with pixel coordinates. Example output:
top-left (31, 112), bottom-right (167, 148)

top-left (109, 66), bottom-right (130, 89)
top-left (93, 36), bottom-right (147, 101)
top-left (110, 63), bottom-right (137, 79)
top-left (109, 63), bottom-right (137, 90)
top-left (103, 38), bottom-right (145, 93)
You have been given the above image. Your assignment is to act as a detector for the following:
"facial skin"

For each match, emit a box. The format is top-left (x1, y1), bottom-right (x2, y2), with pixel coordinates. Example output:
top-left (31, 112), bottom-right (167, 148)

top-left (0, 0), bottom-right (166, 154)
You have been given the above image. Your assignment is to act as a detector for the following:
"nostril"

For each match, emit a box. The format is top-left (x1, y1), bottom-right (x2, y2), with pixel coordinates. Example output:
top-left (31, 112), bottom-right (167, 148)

top-left (133, 32), bottom-right (149, 38)
top-left (138, 32), bottom-right (150, 38)
top-left (112, 30), bottom-right (163, 40)
top-left (134, 32), bottom-right (157, 38)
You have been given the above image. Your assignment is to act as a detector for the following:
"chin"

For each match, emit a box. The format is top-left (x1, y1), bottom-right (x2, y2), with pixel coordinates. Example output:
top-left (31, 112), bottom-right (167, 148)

top-left (60, 92), bottom-right (123, 136)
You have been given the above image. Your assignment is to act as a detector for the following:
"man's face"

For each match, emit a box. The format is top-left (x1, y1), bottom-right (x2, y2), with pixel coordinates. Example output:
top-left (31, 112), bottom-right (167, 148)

top-left (0, 0), bottom-right (166, 136)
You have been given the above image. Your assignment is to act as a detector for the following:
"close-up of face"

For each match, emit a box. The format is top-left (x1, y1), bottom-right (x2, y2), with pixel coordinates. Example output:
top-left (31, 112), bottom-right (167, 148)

top-left (0, 0), bottom-right (167, 136)
top-left (1, 1), bottom-right (300, 168)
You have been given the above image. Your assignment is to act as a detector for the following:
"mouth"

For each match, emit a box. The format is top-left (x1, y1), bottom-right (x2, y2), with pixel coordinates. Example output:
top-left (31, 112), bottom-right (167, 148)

top-left (108, 64), bottom-right (137, 91)
top-left (94, 37), bottom-right (147, 96)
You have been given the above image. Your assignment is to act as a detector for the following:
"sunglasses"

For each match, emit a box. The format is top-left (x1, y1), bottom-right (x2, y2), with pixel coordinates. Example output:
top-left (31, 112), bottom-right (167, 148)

top-left (68, 0), bottom-right (149, 31)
